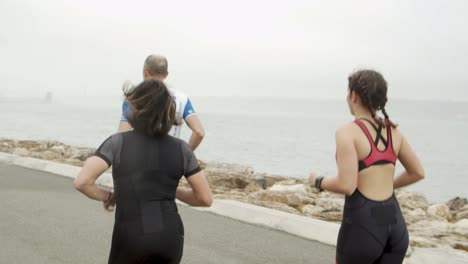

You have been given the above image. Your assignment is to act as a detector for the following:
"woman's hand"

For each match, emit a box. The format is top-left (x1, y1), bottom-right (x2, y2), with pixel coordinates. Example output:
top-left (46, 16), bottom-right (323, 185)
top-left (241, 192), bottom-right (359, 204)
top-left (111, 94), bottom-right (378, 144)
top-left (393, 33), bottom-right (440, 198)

top-left (103, 192), bottom-right (116, 212)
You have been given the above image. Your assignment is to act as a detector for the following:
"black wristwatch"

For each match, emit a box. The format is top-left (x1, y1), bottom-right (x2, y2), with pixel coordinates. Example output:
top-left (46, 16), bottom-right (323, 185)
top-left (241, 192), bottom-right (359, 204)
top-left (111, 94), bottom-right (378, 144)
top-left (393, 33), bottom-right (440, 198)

top-left (314, 176), bottom-right (325, 192)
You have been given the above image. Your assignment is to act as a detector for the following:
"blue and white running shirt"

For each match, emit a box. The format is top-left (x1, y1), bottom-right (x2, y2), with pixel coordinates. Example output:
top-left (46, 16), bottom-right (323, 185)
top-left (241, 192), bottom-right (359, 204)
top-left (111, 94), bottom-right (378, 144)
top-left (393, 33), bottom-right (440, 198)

top-left (120, 81), bottom-right (196, 138)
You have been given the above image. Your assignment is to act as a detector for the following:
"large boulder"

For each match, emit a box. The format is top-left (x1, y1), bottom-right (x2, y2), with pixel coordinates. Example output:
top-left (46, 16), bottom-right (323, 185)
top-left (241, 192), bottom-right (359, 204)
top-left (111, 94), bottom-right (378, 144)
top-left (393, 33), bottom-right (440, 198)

top-left (447, 197), bottom-right (468, 211)
top-left (403, 208), bottom-right (427, 225)
top-left (13, 148), bottom-right (30, 156)
top-left (269, 183), bottom-right (309, 195)
top-left (41, 150), bottom-right (62, 160)
top-left (452, 219), bottom-right (468, 237)
top-left (244, 181), bottom-right (264, 192)
top-left (318, 208), bottom-right (343, 222)
top-left (203, 162), bottom-right (257, 190)
top-left (453, 205), bottom-right (468, 221)
top-left (427, 203), bottom-right (451, 221)
top-left (396, 190), bottom-right (431, 211)
top-left (50, 145), bottom-right (67, 155)
top-left (205, 171), bottom-right (251, 189)
top-left (248, 190), bottom-right (303, 208)
top-left (408, 220), bottom-right (451, 238)
top-left (315, 197), bottom-right (344, 211)
top-left (18, 140), bottom-right (44, 149)
top-left (66, 147), bottom-right (94, 161)
top-left (302, 204), bottom-right (323, 217)
top-left (1, 140), bottom-right (17, 153)
top-left (262, 175), bottom-right (289, 188)
top-left (441, 236), bottom-right (468, 252)
top-left (409, 236), bottom-right (446, 248)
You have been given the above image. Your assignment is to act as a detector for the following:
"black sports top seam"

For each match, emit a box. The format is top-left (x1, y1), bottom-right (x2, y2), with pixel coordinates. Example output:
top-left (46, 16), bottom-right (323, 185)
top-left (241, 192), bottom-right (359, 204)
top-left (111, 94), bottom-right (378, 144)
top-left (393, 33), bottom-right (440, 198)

top-left (185, 167), bottom-right (202, 178)
top-left (94, 152), bottom-right (111, 167)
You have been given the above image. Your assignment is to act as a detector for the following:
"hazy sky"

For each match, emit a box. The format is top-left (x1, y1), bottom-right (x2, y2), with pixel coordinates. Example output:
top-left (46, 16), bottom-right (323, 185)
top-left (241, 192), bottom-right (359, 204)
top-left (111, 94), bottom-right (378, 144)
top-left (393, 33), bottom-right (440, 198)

top-left (1, 0), bottom-right (467, 100)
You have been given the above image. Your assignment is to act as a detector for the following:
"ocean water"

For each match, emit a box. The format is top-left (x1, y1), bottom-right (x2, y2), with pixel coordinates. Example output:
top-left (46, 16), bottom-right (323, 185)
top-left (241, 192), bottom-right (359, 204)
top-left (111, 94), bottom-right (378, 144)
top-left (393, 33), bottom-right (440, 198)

top-left (1, 96), bottom-right (467, 202)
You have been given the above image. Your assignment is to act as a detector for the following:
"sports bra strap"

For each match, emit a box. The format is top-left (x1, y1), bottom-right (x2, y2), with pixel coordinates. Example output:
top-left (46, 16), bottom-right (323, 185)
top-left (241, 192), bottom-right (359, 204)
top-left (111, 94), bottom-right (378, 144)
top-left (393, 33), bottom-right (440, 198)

top-left (355, 120), bottom-right (376, 149)
top-left (385, 119), bottom-right (393, 146)
top-left (358, 118), bottom-right (389, 147)
top-left (375, 123), bottom-right (383, 146)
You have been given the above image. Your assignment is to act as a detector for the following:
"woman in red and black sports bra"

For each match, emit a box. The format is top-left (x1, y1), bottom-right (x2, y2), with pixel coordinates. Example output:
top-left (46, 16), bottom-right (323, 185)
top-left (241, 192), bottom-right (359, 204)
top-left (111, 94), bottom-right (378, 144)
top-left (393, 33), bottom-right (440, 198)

top-left (309, 70), bottom-right (425, 264)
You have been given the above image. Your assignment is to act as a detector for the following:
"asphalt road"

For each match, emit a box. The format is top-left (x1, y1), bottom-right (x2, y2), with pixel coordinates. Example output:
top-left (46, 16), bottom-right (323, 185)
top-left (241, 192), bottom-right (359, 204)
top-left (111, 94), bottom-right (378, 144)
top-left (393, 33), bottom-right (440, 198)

top-left (0, 163), bottom-right (335, 264)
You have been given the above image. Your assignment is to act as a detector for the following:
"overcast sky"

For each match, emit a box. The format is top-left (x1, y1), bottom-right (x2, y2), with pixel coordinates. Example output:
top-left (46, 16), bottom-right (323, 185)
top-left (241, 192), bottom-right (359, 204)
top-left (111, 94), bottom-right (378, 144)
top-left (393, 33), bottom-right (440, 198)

top-left (1, 0), bottom-right (467, 100)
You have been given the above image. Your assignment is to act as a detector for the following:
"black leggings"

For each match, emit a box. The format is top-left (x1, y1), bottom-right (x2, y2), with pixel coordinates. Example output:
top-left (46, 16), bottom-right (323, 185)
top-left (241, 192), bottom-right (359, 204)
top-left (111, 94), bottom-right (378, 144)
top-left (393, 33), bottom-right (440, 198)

top-left (108, 201), bottom-right (184, 264)
top-left (336, 190), bottom-right (409, 264)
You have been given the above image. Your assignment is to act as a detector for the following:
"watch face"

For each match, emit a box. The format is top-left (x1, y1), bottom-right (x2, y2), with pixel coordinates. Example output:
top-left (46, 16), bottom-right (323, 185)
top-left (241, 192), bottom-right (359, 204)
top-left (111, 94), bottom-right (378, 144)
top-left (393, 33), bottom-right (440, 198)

top-left (315, 176), bottom-right (323, 191)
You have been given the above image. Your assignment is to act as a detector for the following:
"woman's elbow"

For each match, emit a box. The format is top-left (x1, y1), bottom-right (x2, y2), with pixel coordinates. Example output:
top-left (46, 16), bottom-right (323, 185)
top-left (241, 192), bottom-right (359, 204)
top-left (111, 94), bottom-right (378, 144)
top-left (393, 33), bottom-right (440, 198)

top-left (73, 178), bottom-right (85, 192)
top-left (73, 174), bottom-right (91, 192)
top-left (202, 195), bottom-right (213, 207)
top-left (414, 168), bottom-right (425, 181)
top-left (342, 182), bottom-right (357, 196)
top-left (343, 187), bottom-right (356, 196)
top-left (198, 193), bottom-right (213, 207)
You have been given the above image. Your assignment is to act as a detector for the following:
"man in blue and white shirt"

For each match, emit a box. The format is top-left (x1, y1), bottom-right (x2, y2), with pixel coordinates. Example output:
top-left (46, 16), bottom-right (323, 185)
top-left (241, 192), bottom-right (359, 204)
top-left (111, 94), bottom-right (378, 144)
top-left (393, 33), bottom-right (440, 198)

top-left (118, 54), bottom-right (205, 150)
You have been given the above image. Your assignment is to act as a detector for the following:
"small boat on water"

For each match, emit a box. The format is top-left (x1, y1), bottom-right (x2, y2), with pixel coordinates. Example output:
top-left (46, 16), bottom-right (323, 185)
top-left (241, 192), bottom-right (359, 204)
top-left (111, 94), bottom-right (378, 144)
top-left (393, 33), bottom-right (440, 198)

top-left (45, 92), bottom-right (53, 103)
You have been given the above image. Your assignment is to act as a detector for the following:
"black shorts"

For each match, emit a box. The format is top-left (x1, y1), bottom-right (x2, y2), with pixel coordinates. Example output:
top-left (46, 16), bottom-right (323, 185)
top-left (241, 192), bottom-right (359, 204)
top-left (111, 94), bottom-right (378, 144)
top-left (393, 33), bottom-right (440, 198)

top-left (336, 190), bottom-right (409, 264)
top-left (108, 201), bottom-right (184, 264)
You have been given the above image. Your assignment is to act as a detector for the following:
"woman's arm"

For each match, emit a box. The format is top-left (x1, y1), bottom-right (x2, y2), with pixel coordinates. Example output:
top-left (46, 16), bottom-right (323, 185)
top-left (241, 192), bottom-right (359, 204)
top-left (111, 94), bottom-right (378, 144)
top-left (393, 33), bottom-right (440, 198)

top-left (309, 126), bottom-right (359, 196)
top-left (74, 156), bottom-right (112, 203)
top-left (176, 171), bottom-right (212, 207)
top-left (393, 133), bottom-right (425, 188)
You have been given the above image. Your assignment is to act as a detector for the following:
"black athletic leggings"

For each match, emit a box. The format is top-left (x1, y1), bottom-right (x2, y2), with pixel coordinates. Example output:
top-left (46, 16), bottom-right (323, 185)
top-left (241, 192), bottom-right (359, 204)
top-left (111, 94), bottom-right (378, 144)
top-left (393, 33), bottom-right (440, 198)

top-left (108, 201), bottom-right (184, 264)
top-left (336, 190), bottom-right (409, 264)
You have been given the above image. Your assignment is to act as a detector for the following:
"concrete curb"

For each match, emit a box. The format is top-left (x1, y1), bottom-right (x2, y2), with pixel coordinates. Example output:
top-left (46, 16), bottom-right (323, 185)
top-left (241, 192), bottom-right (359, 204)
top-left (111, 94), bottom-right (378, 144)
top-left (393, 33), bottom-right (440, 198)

top-left (193, 200), bottom-right (340, 246)
top-left (0, 152), bottom-right (114, 189)
top-left (0, 152), bottom-right (339, 246)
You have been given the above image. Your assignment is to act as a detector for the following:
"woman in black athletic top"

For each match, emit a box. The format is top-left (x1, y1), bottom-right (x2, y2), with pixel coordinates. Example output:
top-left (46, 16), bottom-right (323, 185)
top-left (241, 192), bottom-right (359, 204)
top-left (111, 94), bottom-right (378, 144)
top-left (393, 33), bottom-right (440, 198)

top-left (74, 80), bottom-right (213, 264)
top-left (309, 70), bottom-right (425, 264)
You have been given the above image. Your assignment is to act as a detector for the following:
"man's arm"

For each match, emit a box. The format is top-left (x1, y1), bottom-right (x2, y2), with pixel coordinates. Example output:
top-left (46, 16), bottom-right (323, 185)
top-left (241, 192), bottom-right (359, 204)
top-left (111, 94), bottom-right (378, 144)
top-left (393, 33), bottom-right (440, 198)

top-left (183, 98), bottom-right (205, 150)
top-left (186, 115), bottom-right (205, 151)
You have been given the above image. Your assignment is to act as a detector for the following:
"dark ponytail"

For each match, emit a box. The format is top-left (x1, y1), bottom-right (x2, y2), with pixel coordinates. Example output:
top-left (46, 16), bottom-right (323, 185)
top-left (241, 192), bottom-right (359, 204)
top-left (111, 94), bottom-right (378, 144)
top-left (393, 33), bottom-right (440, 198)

top-left (381, 107), bottom-right (397, 128)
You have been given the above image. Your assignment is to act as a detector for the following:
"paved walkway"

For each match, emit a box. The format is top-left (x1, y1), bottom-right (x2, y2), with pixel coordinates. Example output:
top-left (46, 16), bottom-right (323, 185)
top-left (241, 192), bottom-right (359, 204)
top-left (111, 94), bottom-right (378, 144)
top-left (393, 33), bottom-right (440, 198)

top-left (0, 163), bottom-right (335, 263)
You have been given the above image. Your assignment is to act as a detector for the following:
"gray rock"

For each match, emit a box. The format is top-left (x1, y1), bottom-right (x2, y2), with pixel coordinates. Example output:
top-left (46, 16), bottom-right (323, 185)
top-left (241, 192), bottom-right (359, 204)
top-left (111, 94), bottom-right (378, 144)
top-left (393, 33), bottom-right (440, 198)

top-left (453, 219), bottom-right (468, 237)
top-left (396, 189), bottom-right (430, 211)
top-left (269, 184), bottom-right (309, 195)
top-left (13, 148), bottom-right (29, 156)
top-left (447, 197), bottom-right (468, 211)
top-left (427, 203), bottom-right (451, 221)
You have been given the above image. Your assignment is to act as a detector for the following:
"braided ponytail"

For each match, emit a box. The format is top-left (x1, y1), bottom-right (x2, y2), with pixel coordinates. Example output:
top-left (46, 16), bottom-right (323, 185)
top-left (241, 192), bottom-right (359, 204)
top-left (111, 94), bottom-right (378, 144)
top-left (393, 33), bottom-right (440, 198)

top-left (358, 74), bottom-right (383, 126)
top-left (381, 108), bottom-right (397, 128)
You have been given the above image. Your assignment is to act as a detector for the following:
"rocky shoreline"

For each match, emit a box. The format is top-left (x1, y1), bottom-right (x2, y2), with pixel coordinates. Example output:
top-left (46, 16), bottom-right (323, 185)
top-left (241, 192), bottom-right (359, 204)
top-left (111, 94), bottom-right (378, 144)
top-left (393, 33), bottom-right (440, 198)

top-left (1, 138), bottom-right (467, 255)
